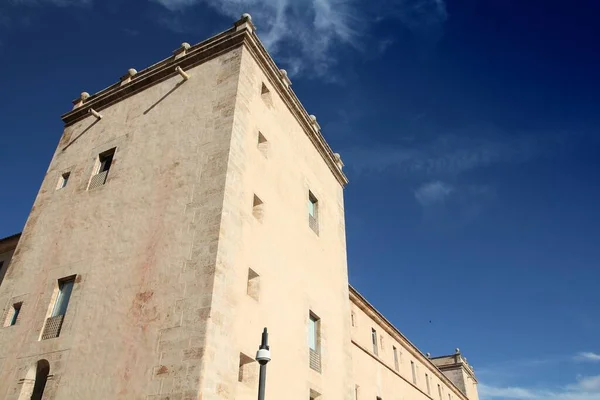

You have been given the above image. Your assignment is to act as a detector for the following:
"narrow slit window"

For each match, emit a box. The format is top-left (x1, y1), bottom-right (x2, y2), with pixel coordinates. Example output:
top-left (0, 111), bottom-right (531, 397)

top-left (308, 191), bottom-right (319, 234)
top-left (426, 373), bottom-right (431, 394)
top-left (411, 361), bottom-right (417, 384)
top-left (371, 328), bottom-right (378, 356)
top-left (257, 132), bottom-right (268, 157)
top-left (238, 353), bottom-right (255, 384)
top-left (89, 148), bottom-right (115, 189)
top-left (57, 172), bottom-right (70, 190)
top-left (438, 384), bottom-right (442, 400)
top-left (247, 268), bottom-right (260, 301)
top-left (252, 195), bottom-right (264, 221)
top-left (261, 82), bottom-right (273, 107)
top-left (393, 346), bottom-right (399, 371)
top-left (351, 311), bottom-right (356, 327)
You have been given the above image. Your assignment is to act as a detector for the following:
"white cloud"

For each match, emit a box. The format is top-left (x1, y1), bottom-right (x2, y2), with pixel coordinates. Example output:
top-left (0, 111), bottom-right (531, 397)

top-left (414, 181), bottom-right (453, 206)
top-left (151, 0), bottom-right (447, 76)
top-left (480, 375), bottom-right (600, 400)
top-left (575, 352), bottom-right (600, 362)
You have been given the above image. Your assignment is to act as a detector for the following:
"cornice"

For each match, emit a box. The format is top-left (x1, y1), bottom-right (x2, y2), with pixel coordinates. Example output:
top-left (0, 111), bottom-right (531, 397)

top-left (60, 15), bottom-right (348, 187)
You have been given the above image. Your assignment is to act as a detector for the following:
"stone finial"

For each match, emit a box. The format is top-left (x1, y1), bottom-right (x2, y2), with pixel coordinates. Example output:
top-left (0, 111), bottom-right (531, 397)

top-left (72, 91), bottom-right (90, 109)
top-left (120, 68), bottom-right (138, 86)
top-left (334, 153), bottom-right (344, 169)
top-left (235, 13), bottom-right (256, 33)
top-left (173, 42), bottom-right (191, 59)
top-left (280, 69), bottom-right (292, 87)
top-left (309, 114), bottom-right (321, 131)
top-left (455, 348), bottom-right (461, 354)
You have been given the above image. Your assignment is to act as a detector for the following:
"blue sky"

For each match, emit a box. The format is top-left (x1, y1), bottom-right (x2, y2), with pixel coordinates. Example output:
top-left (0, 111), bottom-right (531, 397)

top-left (1, 0), bottom-right (600, 398)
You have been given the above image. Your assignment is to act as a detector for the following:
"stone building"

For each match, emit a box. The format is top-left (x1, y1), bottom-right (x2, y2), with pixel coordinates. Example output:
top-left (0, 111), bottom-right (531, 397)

top-left (0, 15), bottom-right (479, 400)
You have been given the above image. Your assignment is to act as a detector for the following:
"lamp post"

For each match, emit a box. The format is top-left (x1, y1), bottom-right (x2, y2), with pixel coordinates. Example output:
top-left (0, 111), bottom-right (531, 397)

top-left (255, 327), bottom-right (271, 400)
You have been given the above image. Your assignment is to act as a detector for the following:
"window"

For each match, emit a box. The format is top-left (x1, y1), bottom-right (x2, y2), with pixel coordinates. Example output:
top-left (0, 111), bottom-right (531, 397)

top-left (393, 346), bottom-right (399, 371)
top-left (308, 312), bottom-right (321, 372)
top-left (351, 311), bottom-right (356, 327)
top-left (261, 82), bottom-right (273, 107)
top-left (411, 361), bottom-right (417, 384)
top-left (41, 276), bottom-right (75, 340)
top-left (257, 132), bottom-right (268, 157)
top-left (238, 353), bottom-right (255, 384)
top-left (247, 268), bottom-right (260, 301)
top-left (57, 172), bottom-right (70, 190)
top-left (355, 385), bottom-right (359, 400)
top-left (438, 384), bottom-right (442, 400)
top-left (371, 328), bottom-right (378, 356)
top-left (18, 359), bottom-right (50, 400)
top-left (426, 373), bottom-right (431, 394)
top-left (252, 194), bottom-right (264, 221)
top-left (4, 302), bottom-right (22, 327)
top-left (308, 191), bottom-right (319, 234)
top-left (448, 394), bottom-right (452, 400)
top-left (89, 148), bottom-right (115, 189)
top-left (52, 278), bottom-right (75, 317)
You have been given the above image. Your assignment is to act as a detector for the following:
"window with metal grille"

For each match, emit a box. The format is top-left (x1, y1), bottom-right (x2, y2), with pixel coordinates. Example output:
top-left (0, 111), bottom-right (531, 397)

top-left (89, 148), bottom-right (115, 189)
top-left (308, 312), bottom-right (321, 372)
top-left (41, 276), bottom-right (75, 340)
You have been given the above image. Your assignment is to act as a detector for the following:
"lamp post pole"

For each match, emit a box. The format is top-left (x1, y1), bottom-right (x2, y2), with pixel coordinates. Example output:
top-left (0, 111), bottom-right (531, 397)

top-left (255, 328), bottom-right (271, 400)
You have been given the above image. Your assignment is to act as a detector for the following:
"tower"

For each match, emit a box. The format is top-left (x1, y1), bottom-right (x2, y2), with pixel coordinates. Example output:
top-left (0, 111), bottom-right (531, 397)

top-left (0, 15), bottom-right (353, 400)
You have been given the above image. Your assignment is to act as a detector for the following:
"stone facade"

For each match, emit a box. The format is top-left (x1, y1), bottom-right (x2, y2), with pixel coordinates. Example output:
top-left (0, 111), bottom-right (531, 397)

top-left (0, 15), bottom-right (478, 400)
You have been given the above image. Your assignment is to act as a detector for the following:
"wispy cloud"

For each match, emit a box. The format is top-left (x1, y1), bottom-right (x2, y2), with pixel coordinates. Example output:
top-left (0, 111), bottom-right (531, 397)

top-left (343, 130), bottom-right (566, 178)
top-left (151, 0), bottom-right (448, 77)
top-left (574, 352), bottom-right (600, 363)
top-left (414, 181), bottom-right (453, 206)
top-left (480, 375), bottom-right (600, 400)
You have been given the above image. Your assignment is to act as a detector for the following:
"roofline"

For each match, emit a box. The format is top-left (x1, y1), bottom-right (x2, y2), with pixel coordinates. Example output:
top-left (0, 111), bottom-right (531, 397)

top-left (0, 233), bottom-right (21, 243)
top-left (349, 285), bottom-right (476, 397)
top-left (60, 15), bottom-right (348, 187)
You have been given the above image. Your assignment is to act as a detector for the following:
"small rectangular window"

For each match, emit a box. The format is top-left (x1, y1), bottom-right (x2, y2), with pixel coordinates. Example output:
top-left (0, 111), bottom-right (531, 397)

top-left (4, 302), bottom-right (22, 327)
top-left (351, 311), bottom-right (356, 327)
top-left (308, 191), bottom-right (319, 234)
top-left (448, 394), bottom-right (451, 400)
top-left (355, 385), bottom-right (359, 400)
top-left (393, 346), bottom-right (399, 371)
top-left (411, 361), bottom-right (417, 384)
top-left (438, 384), bottom-right (442, 400)
top-left (308, 312), bottom-right (321, 372)
top-left (89, 148), bottom-right (115, 189)
top-left (371, 328), bottom-right (378, 356)
top-left (57, 172), bottom-right (70, 190)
